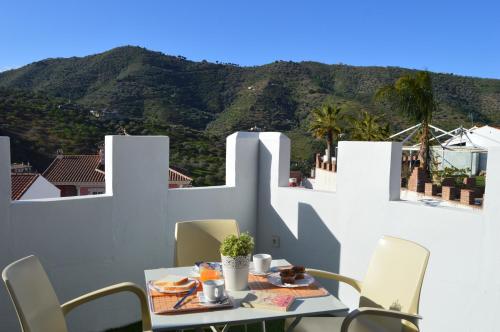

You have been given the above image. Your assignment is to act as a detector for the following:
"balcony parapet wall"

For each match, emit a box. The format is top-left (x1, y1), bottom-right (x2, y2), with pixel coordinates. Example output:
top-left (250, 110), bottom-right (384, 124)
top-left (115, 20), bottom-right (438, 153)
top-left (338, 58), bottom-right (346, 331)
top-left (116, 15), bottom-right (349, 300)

top-left (2, 133), bottom-right (500, 331)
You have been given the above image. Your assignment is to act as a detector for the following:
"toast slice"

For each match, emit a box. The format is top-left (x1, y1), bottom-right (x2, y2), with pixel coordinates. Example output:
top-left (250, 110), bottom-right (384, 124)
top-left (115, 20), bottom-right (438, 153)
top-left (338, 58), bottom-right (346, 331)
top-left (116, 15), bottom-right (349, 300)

top-left (155, 274), bottom-right (189, 287)
top-left (150, 275), bottom-right (197, 294)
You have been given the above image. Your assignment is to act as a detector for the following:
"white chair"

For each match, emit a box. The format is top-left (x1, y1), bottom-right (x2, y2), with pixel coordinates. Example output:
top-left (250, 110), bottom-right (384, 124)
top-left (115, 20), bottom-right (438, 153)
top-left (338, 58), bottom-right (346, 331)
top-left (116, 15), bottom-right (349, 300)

top-left (174, 219), bottom-right (240, 267)
top-left (287, 236), bottom-right (430, 332)
top-left (2, 255), bottom-right (152, 332)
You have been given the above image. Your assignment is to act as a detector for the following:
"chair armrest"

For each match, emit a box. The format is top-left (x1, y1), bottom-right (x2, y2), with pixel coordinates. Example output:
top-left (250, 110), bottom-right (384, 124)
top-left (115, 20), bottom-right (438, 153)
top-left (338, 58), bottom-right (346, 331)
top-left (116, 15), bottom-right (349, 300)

top-left (306, 268), bottom-right (363, 293)
top-left (341, 307), bottom-right (421, 332)
top-left (61, 282), bottom-right (152, 332)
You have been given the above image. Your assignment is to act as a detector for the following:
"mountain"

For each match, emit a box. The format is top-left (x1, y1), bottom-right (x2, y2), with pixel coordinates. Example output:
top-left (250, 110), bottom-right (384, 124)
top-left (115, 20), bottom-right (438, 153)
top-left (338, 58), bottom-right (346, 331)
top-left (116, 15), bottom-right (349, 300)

top-left (1, 46), bottom-right (500, 184)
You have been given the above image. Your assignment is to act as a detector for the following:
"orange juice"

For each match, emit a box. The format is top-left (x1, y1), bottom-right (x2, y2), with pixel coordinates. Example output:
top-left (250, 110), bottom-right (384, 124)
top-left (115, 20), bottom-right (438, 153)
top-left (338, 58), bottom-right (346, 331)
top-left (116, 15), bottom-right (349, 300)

top-left (200, 267), bottom-right (221, 282)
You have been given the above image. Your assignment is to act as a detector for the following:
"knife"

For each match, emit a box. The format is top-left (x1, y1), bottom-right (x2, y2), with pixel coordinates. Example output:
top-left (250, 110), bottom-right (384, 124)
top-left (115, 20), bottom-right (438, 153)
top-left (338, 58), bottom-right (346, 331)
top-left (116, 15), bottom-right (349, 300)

top-left (173, 284), bottom-right (198, 309)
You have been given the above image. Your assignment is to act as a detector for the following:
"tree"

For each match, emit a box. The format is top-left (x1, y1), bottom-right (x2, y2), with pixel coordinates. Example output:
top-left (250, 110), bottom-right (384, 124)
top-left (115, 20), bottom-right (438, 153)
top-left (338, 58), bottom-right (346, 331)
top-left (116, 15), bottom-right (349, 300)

top-left (349, 111), bottom-right (389, 141)
top-left (375, 71), bottom-right (436, 176)
top-left (309, 104), bottom-right (345, 163)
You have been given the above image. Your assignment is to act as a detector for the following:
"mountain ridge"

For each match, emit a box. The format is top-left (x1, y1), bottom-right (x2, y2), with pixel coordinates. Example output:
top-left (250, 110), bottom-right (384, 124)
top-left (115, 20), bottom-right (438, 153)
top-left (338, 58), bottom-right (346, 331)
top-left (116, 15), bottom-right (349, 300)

top-left (1, 46), bottom-right (500, 184)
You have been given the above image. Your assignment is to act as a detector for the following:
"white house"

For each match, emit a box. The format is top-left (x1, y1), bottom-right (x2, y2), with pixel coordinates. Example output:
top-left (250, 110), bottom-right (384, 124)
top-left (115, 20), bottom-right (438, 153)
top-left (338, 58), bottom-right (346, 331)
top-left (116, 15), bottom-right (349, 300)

top-left (437, 125), bottom-right (500, 173)
top-left (445, 125), bottom-right (500, 148)
top-left (11, 173), bottom-right (60, 200)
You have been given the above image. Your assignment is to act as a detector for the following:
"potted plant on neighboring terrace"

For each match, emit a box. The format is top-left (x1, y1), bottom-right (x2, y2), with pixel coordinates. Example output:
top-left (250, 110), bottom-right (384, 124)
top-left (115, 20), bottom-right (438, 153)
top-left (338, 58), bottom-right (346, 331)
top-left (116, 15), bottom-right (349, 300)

top-left (220, 232), bottom-right (254, 291)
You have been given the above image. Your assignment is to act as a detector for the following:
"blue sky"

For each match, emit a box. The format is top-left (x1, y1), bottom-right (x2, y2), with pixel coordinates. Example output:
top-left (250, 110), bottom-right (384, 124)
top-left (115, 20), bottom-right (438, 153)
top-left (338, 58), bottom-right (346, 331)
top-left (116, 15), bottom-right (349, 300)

top-left (1, 0), bottom-right (499, 78)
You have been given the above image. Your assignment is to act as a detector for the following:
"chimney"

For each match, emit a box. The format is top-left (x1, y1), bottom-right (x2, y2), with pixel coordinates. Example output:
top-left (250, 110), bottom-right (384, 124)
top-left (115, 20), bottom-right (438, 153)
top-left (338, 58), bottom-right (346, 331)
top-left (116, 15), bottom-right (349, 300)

top-left (98, 147), bottom-right (105, 166)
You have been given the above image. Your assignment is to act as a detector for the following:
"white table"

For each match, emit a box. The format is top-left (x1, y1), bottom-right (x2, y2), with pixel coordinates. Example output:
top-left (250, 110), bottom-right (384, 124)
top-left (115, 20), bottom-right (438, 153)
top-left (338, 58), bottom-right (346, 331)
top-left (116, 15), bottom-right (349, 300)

top-left (144, 259), bottom-right (349, 331)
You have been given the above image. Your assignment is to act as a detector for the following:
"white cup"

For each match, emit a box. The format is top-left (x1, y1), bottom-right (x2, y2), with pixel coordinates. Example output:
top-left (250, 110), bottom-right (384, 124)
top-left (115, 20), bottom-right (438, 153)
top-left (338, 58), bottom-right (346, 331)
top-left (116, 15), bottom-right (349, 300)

top-left (253, 254), bottom-right (272, 274)
top-left (202, 279), bottom-right (225, 303)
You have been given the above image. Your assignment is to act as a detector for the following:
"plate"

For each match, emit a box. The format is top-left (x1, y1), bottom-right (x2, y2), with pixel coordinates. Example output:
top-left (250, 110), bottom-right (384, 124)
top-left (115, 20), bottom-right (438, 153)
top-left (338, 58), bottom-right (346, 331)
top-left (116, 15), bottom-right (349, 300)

top-left (148, 278), bottom-right (199, 294)
top-left (267, 272), bottom-right (315, 288)
top-left (249, 266), bottom-right (280, 276)
top-left (197, 291), bottom-right (233, 307)
top-left (249, 269), bottom-right (269, 276)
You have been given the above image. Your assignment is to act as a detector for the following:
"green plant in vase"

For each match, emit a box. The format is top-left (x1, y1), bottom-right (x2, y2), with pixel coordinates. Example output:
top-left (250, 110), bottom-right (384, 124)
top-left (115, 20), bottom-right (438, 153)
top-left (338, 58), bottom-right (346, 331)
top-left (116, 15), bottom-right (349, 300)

top-left (220, 233), bottom-right (255, 291)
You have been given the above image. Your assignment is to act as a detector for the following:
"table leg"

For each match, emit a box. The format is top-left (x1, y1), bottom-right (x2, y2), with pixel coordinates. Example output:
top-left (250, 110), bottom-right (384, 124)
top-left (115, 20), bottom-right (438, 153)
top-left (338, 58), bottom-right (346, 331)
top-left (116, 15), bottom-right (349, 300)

top-left (285, 317), bottom-right (302, 332)
top-left (209, 324), bottom-right (230, 332)
top-left (262, 320), bottom-right (266, 332)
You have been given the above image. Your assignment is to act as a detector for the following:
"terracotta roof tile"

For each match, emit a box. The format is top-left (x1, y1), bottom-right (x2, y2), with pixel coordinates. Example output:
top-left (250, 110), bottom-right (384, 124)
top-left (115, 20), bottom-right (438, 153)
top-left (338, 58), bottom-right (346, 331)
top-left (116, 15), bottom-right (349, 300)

top-left (43, 155), bottom-right (104, 184)
top-left (11, 173), bottom-right (39, 200)
top-left (43, 154), bottom-right (192, 185)
top-left (169, 168), bottom-right (192, 182)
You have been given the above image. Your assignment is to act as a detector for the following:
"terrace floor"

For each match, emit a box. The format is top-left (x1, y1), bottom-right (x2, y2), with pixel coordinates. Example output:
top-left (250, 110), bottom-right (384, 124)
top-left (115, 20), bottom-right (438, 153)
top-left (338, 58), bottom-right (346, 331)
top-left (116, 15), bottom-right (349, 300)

top-left (400, 188), bottom-right (483, 211)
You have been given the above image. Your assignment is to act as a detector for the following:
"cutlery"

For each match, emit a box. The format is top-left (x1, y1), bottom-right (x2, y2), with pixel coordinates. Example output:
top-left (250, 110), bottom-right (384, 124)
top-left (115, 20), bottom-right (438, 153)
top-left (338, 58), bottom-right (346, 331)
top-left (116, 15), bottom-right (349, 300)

top-left (173, 284), bottom-right (198, 309)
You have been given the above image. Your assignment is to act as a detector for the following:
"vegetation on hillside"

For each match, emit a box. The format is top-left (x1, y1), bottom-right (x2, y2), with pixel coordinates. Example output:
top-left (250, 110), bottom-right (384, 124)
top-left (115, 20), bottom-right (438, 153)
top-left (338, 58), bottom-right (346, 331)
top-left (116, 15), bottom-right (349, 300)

top-left (1, 46), bottom-right (500, 184)
top-left (0, 88), bottom-right (225, 186)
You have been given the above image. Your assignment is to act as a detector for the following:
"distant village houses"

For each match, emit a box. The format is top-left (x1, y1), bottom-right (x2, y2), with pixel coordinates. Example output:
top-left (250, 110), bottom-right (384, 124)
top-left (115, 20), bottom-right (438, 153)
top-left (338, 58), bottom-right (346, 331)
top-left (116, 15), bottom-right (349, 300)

top-left (10, 163), bottom-right (60, 200)
top-left (42, 151), bottom-right (192, 197)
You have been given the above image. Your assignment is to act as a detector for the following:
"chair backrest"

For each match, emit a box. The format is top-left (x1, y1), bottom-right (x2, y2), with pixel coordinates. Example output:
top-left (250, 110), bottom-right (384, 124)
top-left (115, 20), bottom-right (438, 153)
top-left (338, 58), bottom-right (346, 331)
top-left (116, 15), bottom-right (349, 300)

top-left (2, 255), bottom-right (68, 332)
top-left (174, 219), bottom-right (240, 266)
top-left (359, 236), bottom-right (430, 315)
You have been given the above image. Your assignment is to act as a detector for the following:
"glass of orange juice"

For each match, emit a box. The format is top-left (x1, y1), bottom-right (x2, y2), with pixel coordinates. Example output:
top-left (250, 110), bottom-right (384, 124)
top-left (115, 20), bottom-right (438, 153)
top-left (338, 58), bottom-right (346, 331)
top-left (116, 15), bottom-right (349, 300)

top-left (200, 265), bottom-right (221, 282)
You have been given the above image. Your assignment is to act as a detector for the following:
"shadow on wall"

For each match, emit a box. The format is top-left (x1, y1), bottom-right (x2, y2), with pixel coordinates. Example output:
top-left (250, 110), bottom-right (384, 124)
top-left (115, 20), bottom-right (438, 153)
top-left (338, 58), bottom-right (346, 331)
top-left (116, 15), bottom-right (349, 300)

top-left (257, 142), bottom-right (341, 295)
top-left (259, 202), bottom-right (341, 295)
top-left (257, 138), bottom-right (341, 294)
top-left (297, 202), bottom-right (341, 295)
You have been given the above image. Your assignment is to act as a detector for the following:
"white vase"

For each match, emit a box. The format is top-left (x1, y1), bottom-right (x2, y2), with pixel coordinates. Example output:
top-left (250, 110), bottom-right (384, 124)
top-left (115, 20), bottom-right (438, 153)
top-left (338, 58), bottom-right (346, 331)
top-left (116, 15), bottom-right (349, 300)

top-left (221, 254), bottom-right (250, 291)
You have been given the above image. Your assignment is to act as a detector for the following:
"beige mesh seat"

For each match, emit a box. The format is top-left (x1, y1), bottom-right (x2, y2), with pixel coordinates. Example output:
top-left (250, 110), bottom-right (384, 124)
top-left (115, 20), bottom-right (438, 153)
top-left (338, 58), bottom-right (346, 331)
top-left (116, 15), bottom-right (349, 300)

top-left (174, 219), bottom-right (242, 331)
top-left (174, 219), bottom-right (240, 267)
top-left (287, 236), bottom-right (430, 332)
top-left (2, 255), bottom-right (152, 332)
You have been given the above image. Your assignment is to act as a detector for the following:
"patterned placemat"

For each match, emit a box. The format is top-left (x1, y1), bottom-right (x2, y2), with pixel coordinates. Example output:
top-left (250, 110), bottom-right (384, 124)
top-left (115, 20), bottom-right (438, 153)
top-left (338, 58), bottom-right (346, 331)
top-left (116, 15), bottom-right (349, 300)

top-left (248, 273), bottom-right (329, 298)
top-left (148, 281), bottom-right (233, 314)
top-left (149, 273), bottom-right (329, 314)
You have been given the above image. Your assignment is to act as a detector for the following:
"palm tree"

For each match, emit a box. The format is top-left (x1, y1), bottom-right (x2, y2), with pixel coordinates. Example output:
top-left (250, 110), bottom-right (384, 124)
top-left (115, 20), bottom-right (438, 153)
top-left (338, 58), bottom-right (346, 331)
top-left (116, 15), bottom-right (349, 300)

top-left (349, 111), bottom-right (389, 141)
top-left (375, 71), bottom-right (436, 176)
top-left (309, 104), bottom-right (345, 163)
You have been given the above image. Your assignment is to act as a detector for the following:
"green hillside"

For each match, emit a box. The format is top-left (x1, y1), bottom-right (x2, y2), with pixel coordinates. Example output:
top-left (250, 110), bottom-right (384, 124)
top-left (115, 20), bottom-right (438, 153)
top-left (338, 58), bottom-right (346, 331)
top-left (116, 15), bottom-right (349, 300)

top-left (1, 46), bottom-right (500, 185)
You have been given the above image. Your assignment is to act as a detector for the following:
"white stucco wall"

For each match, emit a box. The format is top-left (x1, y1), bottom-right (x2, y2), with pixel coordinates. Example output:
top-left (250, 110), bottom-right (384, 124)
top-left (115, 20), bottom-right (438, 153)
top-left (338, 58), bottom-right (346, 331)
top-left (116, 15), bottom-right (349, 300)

top-left (20, 175), bottom-right (60, 200)
top-left (0, 132), bottom-right (260, 332)
top-left (310, 167), bottom-right (337, 191)
top-left (256, 135), bottom-right (500, 332)
top-left (2, 132), bottom-right (500, 332)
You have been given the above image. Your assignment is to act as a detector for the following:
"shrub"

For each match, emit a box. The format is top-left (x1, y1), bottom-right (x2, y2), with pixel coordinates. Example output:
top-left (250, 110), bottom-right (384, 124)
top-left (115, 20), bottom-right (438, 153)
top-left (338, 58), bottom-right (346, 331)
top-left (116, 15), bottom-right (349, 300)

top-left (220, 233), bottom-right (254, 257)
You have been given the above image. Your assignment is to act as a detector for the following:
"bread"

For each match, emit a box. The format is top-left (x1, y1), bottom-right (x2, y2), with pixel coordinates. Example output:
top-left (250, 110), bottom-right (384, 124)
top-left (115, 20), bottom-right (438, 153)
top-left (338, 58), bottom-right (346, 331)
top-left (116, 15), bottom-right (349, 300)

top-left (152, 275), bottom-right (196, 293)
top-left (155, 275), bottom-right (189, 287)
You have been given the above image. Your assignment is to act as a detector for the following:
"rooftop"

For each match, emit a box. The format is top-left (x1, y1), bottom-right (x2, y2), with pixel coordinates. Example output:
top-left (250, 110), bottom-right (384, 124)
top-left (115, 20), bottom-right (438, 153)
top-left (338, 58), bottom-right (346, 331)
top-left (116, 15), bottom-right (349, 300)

top-left (1, 132), bottom-right (499, 332)
top-left (43, 154), bottom-right (104, 184)
top-left (10, 173), bottom-right (39, 200)
top-left (42, 154), bottom-right (192, 185)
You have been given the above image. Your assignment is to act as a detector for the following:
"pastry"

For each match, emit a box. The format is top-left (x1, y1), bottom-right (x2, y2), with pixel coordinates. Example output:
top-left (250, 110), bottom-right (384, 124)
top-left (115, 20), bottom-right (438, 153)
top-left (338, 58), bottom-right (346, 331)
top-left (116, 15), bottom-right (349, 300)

top-left (280, 269), bottom-right (296, 284)
top-left (292, 266), bottom-right (305, 273)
